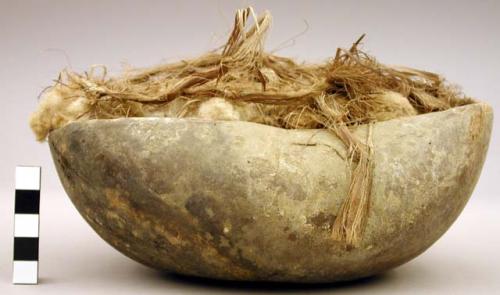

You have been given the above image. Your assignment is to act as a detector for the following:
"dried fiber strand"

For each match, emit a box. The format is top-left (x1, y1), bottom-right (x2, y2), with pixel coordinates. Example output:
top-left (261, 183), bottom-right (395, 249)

top-left (29, 7), bottom-right (471, 247)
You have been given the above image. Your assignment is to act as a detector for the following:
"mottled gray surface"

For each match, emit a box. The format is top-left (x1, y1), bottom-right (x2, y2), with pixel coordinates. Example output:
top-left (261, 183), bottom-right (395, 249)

top-left (48, 102), bottom-right (492, 282)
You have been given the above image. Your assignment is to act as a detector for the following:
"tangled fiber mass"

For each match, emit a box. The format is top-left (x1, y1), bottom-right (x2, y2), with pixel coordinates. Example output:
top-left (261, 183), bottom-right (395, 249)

top-left (30, 7), bottom-right (471, 247)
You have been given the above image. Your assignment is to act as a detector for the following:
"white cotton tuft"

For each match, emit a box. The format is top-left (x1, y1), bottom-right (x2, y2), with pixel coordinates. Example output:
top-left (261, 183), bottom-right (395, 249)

top-left (371, 91), bottom-right (418, 121)
top-left (196, 97), bottom-right (241, 121)
top-left (29, 86), bottom-right (89, 141)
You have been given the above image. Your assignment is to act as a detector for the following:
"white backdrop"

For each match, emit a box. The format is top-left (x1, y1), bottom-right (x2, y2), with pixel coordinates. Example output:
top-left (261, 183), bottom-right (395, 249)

top-left (0, 0), bottom-right (499, 293)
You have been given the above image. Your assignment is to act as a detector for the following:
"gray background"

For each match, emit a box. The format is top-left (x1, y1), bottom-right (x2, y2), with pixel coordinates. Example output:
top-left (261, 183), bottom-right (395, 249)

top-left (1, 0), bottom-right (499, 294)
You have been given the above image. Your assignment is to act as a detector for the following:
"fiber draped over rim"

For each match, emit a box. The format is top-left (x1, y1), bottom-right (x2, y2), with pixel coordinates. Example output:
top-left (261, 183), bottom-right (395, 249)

top-left (30, 7), bottom-right (472, 247)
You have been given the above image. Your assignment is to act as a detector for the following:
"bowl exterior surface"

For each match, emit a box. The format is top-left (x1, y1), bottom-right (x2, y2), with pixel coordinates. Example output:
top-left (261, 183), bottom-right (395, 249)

top-left (49, 103), bottom-right (493, 282)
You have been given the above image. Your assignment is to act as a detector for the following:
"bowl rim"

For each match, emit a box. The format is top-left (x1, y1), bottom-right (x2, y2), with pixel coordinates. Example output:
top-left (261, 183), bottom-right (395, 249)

top-left (50, 100), bottom-right (492, 135)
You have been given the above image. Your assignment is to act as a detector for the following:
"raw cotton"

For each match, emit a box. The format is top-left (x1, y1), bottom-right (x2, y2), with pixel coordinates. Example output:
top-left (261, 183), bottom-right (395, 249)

top-left (30, 7), bottom-right (472, 247)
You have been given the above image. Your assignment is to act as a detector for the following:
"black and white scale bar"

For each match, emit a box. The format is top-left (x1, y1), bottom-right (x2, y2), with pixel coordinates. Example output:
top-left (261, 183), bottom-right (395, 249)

top-left (13, 166), bottom-right (41, 285)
